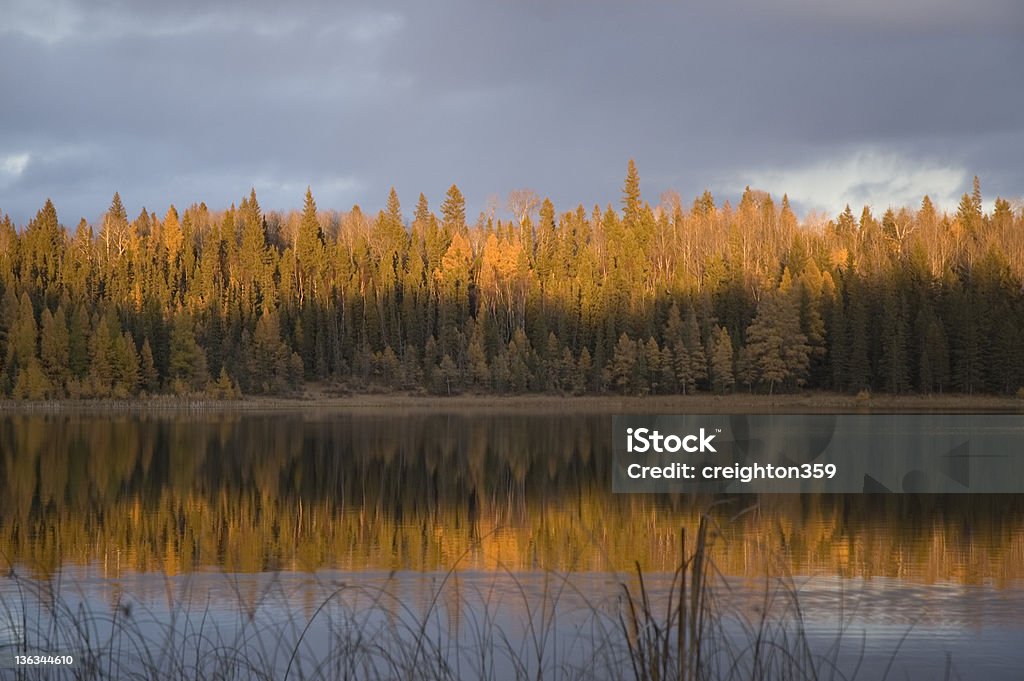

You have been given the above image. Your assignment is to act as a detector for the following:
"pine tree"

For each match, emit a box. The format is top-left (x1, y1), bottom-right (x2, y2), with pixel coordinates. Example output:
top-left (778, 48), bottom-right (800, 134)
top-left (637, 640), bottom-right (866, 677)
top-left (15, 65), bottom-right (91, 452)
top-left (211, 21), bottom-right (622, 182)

top-left (844, 277), bottom-right (871, 392)
top-left (6, 293), bottom-right (38, 372)
top-left (213, 366), bottom-right (238, 399)
top-left (742, 291), bottom-right (810, 394)
top-left (376, 345), bottom-right (401, 388)
top-left (643, 337), bottom-right (664, 394)
top-left (88, 317), bottom-right (114, 396)
top-left (238, 189), bottom-right (269, 309)
top-left (916, 303), bottom-right (950, 393)
top-left (663, 302), bottom-right (706, 394)
top-left (400, 345), bottom-right (423, 390)
top-left (672, 339), bottom-right (694, 394)
top-left (663, 302), bottom-right (684, 345)
top-left (22, 199), bottom-right (64, 293)
top-left (607, 333), bottom-right (638, 394)
top-left (834, 205), bottom-right (857, 238)
top-left (508, 329), bottom-right (534, 393)
top-left (13, 358), bottom-right (52, 400)
top-left (140, 338), bottom-right (160, 392)
top-left (111, 332), bottom-right (140, 397)
top-left (39, 307), bottom-right (70, 388)
top-left (621, 159), bottom-right (642, 230)
top-left (441, 184), bottom-right (466, 235)
top-left (295, 188), bottom-right (325, 304)
top-left (67, 304), bottom-right (90, 379)
top-left (877, 286), bottom-right (909, 393)
top-left (168, 313), bottom-right (207, 392)
top-left (163, 205), bottom-right (184, 266)
top-left (468, 331), bottom-right (490, 389)
top-left (251, 310), bottom-right (291, 394)
top-left (576, 347), bottom-right (593, 394)
top-left (437, 354), bottom-right (458, 395)
top-left (535, 198), bottom-right (558, 280)
top-left (682, 305), bottom-right (707, 388)
top-left (558, 346), bottom-right (576, 392)
top-left (710, 326), bottom-right (735, 394)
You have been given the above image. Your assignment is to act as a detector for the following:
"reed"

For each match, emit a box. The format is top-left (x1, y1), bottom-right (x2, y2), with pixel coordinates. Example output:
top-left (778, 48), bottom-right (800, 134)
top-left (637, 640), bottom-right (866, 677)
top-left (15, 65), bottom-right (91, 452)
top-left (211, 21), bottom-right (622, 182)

top-left (0, 526), bottom-right (929, 681)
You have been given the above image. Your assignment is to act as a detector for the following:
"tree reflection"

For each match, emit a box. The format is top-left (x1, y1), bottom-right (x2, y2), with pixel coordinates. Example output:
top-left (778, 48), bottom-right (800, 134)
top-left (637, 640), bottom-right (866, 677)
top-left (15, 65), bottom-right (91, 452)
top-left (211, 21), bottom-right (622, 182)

top-left (0, 413), bottom-right (1022, 584)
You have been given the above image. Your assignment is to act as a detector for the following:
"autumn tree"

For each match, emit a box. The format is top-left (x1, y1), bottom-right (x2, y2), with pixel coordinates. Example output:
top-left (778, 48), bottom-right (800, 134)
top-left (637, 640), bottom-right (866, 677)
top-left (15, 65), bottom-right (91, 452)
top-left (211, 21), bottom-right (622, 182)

top-left (294, 188), bottom-right (326, 305)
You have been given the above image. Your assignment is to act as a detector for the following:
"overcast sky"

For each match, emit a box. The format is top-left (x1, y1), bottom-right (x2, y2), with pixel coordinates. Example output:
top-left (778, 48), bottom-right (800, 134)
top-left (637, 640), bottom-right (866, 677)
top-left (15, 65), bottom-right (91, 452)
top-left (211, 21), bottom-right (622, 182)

top-left (1, 0), bottom-right (1021, 226)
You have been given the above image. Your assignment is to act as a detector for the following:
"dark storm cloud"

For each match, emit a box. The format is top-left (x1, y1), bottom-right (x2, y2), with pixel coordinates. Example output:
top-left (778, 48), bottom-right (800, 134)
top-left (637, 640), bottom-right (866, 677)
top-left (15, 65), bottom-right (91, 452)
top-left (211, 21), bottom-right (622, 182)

top-left (1, 0), bottom-right (1021, 226)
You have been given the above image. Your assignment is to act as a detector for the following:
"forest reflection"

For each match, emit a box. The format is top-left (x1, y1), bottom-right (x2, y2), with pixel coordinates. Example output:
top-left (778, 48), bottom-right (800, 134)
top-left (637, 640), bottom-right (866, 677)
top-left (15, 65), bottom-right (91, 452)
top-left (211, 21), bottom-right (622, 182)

top-left (1, 412), bottom-right (1022, 585)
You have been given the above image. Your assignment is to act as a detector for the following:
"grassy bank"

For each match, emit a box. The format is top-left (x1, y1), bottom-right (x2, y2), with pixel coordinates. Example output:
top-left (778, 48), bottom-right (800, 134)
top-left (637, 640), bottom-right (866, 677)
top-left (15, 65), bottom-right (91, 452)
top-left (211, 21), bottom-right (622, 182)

top-left (2, 390), bottom-right (1023, 414)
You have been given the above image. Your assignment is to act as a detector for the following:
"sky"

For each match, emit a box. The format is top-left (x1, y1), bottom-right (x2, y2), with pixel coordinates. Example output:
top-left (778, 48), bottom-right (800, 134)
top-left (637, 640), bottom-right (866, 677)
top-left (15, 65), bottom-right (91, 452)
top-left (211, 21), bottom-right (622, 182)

top-left (1, 0), bottom-right (1022, 226)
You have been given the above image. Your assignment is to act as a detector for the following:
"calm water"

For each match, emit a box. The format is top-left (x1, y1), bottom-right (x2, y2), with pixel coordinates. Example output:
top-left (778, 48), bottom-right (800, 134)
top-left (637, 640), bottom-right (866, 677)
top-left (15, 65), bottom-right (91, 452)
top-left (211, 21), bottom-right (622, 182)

top-left (1, 410), bottom-right (1023, 679)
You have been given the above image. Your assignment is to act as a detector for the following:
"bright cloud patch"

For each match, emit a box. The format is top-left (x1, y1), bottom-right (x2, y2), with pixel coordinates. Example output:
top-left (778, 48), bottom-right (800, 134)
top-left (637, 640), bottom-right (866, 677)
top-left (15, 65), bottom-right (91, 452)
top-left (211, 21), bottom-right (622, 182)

top-left (1, 153), bottom-right (30, 179)
top-left (745, 150), bottom-right (967, 216)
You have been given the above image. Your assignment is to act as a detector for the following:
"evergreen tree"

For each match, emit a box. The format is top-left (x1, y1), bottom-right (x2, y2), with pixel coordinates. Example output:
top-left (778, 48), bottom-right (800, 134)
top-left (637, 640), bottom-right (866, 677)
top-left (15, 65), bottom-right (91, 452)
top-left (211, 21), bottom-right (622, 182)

top-left (295, 188), bottom-right (325, 304)
top-left (576, 347), bottom-right (593, 395)
top-left (441, 184), bottom-right (466, 235)
top-left (39, 307), bottom-right (70, 388)
top-left (468, 331), bottom-right (490, 389)
top-left (643, 337), bottom-right (664, 394)
top-left (13, 359), bottom-right (52, 400)
top-left (67, 304), bottom-right (90, 379)
top-left (22, 199), bottom-right (64, 294)
top-left (88, 316), bottom-right (114, 396)
top-left (743, 291), bottom-right (810, 393)
top-left (877, 286), bottom-right (909, 393)
top-left (710, 326), bottom-right (735, 394)
top-left (238, 189), bottom-right (270, 309)
top-left (168, 314), bottom-right (208, 393)
top-left (607, 333), bottom-right (638, 394)
top-left (621, 159), bottom-right (642, 231)
top-left (844, 277), bottom-right (871, 392)
top-left (251, 310), bottom-right (291, 394)
top-left (916, 303), bottom-right (950, 393)
top-left (6, 293), bottom-right (38, 373)
top-left (213, 366), bottom-right (239, 399)
top-left (140, 338), bottom-right (160, 392)
top-left (111, 331), bottom-right (140, 397)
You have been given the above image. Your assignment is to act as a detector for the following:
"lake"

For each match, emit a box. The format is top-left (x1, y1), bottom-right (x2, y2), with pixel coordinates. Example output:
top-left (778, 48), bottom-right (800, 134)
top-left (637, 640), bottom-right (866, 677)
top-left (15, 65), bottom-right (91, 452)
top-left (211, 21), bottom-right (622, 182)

top-left (1, 409), bottom-right (1022, 679)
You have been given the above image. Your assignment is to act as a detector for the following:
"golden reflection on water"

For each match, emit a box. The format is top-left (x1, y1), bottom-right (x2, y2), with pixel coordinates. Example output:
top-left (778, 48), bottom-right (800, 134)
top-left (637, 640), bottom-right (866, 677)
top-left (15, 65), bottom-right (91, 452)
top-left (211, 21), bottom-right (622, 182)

top-left (1, 413), bottom-right (1023, 585)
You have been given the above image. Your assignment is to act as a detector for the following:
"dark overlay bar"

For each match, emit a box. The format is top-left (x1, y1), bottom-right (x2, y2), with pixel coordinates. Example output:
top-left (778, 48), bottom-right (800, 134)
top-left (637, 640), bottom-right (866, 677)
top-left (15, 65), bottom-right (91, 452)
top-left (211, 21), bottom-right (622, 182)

top-left (612, 414), bottom-right (1024, 493)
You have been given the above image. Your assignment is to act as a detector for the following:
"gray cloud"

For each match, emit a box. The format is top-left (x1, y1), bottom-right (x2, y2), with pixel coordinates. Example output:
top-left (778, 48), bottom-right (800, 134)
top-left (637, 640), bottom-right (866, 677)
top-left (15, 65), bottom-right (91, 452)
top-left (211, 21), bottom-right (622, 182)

top-left (1, 0), bottom-right (1021, 225)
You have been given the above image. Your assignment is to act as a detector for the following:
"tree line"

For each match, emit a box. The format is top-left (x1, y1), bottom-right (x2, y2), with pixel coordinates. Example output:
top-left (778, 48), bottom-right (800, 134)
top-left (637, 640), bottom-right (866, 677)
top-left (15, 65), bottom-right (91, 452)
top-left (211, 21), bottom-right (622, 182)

top-left (1, 161), bottom-right (1022, 399)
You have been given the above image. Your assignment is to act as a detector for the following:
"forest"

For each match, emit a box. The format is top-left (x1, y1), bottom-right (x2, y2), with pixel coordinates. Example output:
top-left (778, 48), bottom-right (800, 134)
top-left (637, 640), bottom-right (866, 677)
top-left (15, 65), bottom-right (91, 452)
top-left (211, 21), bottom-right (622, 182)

top-left (0, 161), bottom-right (1022, 399)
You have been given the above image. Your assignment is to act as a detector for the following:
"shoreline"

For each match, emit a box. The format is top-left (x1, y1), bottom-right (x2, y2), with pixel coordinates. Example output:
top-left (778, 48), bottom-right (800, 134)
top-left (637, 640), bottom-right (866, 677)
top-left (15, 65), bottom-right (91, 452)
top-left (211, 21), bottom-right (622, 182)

top-left (2, 391), bottom-right (1023, 414)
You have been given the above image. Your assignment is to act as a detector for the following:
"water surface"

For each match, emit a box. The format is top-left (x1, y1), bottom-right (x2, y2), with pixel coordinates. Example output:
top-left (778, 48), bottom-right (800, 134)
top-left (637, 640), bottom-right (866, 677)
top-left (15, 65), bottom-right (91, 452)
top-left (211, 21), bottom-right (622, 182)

top-left (1, 411), bottom-right (1022, 679)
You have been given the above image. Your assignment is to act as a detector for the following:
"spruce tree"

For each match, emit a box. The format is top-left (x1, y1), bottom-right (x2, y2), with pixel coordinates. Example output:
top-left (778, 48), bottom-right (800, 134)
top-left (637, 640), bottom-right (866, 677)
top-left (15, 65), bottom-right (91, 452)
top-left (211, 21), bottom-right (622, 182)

top-left (607, 333), bottom-right (638, 394)
top-left (39, 307), bottom-right (70, 389)
top-left (140, 338), bottom-right (160, 392)
top-left (7, 293), bottom-right (38, 372)
top-left (295, 188), bottom-right (325, 304)
top-left (441, 184), bottom-right (466, 236)
top-left (710, 326), bottom-right (735, 394)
